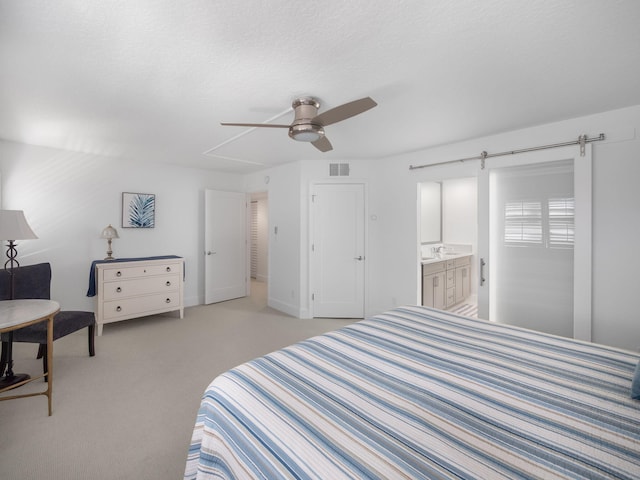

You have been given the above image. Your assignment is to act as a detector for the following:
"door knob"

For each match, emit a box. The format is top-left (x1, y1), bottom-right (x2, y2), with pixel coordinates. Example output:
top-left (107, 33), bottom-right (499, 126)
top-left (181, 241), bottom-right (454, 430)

top-left (206, 251), bottom-right (216, 255)
top-left (354, 256), bottom-right (364, 261)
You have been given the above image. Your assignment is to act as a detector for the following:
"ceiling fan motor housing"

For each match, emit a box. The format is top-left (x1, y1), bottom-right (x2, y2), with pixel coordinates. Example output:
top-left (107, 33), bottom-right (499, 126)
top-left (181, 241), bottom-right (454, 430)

top-left (289, 97), bottom-right (324, 142)
top-left (292, 97), bottom-right (320, 120)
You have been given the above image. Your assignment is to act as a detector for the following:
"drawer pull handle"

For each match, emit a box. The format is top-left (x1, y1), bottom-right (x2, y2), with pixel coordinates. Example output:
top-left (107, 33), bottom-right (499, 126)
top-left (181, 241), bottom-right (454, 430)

top-left (165, 298), bottom-right (171, 304)
top-left (116, 287), bottom-right (122, 292)
top-left (166, 267), bottom-right (171, 272)
top-left (166, 281), bottom-right (171, 286)
top-left (116, 271), bottom-right (122, 277)
top-left (116, 306), bottom-right (122, 312)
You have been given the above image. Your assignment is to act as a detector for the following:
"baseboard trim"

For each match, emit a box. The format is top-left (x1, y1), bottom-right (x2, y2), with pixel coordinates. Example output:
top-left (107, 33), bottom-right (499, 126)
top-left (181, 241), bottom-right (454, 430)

top-left (268, 297), bottom-right (299, 318)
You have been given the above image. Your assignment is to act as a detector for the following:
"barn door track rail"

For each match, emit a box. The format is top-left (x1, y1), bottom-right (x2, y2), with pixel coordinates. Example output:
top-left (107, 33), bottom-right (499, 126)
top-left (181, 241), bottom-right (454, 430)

top-left (409, 133), bottom-right (605, 171)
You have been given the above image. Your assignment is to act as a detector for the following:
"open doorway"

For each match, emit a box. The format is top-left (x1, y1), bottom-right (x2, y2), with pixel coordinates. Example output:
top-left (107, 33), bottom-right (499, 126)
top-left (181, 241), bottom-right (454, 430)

top-left (250, 192), bottom-right (269, 300)
top-left (419, 177), bottom-right (478, 315)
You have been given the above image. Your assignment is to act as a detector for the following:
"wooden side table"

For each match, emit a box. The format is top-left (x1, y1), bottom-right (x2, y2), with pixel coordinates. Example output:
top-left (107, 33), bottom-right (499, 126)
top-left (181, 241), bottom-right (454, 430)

top-left (0, 299), bottom-right (60, 415)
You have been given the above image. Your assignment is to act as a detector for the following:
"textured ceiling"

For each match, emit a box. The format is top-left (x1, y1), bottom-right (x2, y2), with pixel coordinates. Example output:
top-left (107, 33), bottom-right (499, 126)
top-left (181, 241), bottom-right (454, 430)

top-left (1, 0), bottom-right (640, 173)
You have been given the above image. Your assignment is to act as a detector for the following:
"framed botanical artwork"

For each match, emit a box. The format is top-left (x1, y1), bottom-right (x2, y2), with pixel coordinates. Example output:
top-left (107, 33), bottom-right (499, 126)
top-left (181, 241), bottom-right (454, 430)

top-left (122, 192), bottom-right (155, 228)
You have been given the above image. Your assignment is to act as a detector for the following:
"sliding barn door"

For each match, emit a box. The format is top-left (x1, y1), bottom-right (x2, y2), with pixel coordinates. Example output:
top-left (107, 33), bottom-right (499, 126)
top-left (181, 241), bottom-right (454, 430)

top-left (477, 145), bottom-right (592, 340)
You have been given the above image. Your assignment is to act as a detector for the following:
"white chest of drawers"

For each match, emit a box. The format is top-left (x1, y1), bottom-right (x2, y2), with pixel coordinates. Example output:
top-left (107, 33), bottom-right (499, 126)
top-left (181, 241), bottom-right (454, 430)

top-left (94, 257), bottom-right (184, 335)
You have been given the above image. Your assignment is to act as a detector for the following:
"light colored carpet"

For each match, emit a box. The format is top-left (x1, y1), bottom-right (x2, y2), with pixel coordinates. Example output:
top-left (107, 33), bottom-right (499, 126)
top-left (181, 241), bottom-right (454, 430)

top-left (0, 281), bottom-right (356, 480)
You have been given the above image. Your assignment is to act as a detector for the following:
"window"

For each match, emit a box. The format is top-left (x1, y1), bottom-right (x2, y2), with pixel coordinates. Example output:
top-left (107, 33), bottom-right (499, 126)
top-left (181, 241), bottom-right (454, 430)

top-left (504, 200), bottom-right (542, 245)
top-left (548, 197), bottom-right (575, 248)
top-left (504, 196), bottom-right (574, 249)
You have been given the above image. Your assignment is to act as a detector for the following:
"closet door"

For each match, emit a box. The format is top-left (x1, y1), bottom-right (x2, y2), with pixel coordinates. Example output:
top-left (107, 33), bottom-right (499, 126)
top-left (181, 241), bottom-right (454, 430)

top-left (311, 183), bottom-right (365, 318)
top-left (477, 145), bottom-right (592, 340)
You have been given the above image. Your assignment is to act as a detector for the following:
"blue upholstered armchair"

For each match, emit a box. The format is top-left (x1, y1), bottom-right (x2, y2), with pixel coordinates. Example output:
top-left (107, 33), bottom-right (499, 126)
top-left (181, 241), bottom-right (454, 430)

top-left (0, 263), bottom-right (95, 380)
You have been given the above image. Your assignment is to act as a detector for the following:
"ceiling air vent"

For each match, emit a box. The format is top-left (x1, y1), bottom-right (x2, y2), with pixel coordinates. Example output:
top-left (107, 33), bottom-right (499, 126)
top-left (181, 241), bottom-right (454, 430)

top-left (329, 163), bottom-right (350, 177)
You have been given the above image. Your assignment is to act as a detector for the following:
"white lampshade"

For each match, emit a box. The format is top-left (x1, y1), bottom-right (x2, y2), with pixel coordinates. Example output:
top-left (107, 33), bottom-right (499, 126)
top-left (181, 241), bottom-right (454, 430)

top-left (0, 210), bottom-right (38, 241)
top-left (100, 224), bottom-right (119, 239)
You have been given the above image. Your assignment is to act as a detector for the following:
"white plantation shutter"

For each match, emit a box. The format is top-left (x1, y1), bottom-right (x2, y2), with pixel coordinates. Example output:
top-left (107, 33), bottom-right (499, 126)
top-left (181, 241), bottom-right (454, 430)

top-left (548, 197), bottom-right (574, 248)
top-left (504, 197), bottom-right (574, 249)
top-left (504, 200), bottom-right (542, 245)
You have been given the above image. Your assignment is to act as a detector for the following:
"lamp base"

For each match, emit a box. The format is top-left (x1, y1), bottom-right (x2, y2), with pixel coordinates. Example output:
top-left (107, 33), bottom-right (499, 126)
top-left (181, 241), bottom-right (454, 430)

top-left (0, 373), bottom-right (31, 391)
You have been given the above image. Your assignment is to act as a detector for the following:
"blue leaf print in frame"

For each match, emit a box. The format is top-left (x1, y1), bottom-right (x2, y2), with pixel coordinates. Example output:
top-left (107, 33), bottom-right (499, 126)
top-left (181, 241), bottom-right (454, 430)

top-left (123, 192), bottom-right (155, 228)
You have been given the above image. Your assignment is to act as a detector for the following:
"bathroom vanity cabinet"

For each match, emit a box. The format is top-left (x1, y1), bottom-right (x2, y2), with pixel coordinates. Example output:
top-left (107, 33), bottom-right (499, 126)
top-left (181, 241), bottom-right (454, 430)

top-left (422, 255), bottom-right (471, 309)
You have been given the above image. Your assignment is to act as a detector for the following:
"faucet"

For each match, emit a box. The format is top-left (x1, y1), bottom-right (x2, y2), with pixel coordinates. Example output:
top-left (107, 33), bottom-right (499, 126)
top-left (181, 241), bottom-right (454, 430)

top-left (434, 245), bottom-right (446, 256)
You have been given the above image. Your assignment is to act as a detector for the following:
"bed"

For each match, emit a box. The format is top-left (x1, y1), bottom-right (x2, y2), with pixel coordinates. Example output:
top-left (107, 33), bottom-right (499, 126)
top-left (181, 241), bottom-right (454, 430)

top-left (184, 306), bottom-right (640, 479)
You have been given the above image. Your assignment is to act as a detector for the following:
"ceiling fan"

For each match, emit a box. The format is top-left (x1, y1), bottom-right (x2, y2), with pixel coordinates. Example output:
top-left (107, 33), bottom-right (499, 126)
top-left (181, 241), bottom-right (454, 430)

top-left (221, 96), bottom-right (377, 152)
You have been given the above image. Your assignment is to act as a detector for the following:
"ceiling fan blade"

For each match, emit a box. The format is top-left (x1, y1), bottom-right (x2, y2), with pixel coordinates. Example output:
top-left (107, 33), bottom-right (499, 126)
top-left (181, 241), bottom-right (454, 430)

top-left (312, 136), bottom-right (333, 152)
top-left (220, 122), bottom-right (290, 128)
top-left (313, 97), bottom-right (377, 126)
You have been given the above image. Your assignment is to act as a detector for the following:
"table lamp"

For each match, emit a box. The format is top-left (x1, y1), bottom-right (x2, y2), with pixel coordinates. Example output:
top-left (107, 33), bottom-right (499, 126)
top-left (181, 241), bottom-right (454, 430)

top-left (0, 209), bottom-right (38, 285)
top-left (100, 224), bottom-right (119, 260)
top-left (0, 210), bottom-right (38, 388)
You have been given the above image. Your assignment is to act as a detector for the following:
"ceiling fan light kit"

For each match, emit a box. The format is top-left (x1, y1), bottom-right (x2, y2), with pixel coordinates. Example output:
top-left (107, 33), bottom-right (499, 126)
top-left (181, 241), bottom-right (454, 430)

top-left (288, 124), bottom-right (324, 142)
top-left (221, 96), bottom-right (377, 152)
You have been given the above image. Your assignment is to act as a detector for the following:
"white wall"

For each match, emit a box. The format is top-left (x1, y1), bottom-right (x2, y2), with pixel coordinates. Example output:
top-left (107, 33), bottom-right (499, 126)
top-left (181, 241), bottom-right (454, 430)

top-left (245, 159), bottom-right (377, 318)
top-left (248, 105), bottom-right (640, 350)
top-left (0, 140), bottom-right (243, 311)
top-left (244, 162), bottom-right (302, 317)
top-left (368, 105), bottom-right (640, 351)
top-left (442, 177), bottom-right (477, 297)
top-left (442, 177), bottom-right (477, 247)
top-left (4, 104), bottom-right (640, 351)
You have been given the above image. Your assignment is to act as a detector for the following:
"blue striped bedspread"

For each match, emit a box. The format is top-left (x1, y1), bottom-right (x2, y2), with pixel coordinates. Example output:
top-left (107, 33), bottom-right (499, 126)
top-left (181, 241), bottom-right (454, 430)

top-left (184, 306), bottom-right (640, 479)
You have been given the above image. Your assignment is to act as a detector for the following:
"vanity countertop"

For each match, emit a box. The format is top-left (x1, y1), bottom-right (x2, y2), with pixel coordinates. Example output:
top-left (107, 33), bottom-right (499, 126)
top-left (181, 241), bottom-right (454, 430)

top-left (421, 252), bottom-right (471, 265)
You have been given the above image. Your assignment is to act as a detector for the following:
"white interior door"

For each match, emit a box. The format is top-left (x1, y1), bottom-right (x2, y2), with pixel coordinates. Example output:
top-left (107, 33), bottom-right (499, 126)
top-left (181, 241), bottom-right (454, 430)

top-left (312, 183), bottom-right (365, 318)
top-left (204, 189), bottom-right (248, 304)
top-left (477, 145), bottom-right (592, 340)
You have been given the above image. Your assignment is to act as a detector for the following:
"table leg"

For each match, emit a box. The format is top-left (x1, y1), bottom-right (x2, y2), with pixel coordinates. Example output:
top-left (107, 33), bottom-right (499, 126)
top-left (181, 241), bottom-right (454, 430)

top-left (0, 332), bottom-right (31, 390)
top-left (46, 314), bottom-right (53, 416)
top-left (0, 342), bottom-right (7, 376)
top-left (0, 302), bottom-right (59, 416)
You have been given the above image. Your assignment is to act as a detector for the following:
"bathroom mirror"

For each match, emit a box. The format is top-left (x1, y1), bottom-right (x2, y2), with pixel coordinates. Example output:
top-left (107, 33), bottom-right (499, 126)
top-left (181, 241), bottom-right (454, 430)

top-left (420, 181), bottom-right (442, 244)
